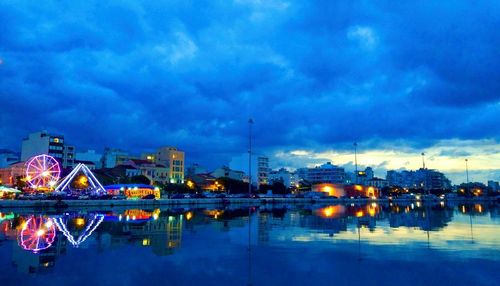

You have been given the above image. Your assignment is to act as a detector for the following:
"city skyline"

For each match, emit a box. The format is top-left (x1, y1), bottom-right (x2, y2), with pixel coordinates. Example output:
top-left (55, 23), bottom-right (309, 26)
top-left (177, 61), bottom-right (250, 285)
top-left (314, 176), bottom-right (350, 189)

top-left (1, 130), bottom-right (498, 186)
top-left (0, 1), bottom-right (499, 184)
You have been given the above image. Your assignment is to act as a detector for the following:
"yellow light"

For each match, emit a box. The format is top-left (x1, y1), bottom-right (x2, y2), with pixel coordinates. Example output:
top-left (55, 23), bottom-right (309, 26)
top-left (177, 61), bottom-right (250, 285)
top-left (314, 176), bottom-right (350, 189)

top-left (75, 218), bottom-right (85, 226)
top-left (187, 181), bottom-right (194, 188)
top-left (79, 176), bottom-right (88, 184)
top-left (153, 213), bottom-right (158, 220)
top-left (355, 210), bottom-right (364, 217)
top-left (186, 212), bottom-right (193, 220)
top-left (142, 238), bottom-right (150, 246)
top-left (36, 229), bottom-right (45, 236)
top-left (322, 206), bottom-right (334, 217)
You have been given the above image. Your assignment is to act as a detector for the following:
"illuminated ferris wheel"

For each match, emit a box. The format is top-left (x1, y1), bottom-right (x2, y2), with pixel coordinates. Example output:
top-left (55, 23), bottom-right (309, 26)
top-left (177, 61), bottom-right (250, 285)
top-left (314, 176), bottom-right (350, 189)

top-left (25, 154), bottom-right (61, 189)
top-left (18, 216), bottom-right (56, 253)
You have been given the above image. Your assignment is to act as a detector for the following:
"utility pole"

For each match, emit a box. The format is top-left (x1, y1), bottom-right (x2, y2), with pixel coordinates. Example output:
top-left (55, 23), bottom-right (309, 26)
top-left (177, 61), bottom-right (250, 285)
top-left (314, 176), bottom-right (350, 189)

top-left (248, 118), bottom-right (253, 196)
top-left (354, 142), bottom-right (358, 184)
top-left (421, 152), bottom-right (426, 169)
top-left (465, 159), bottom-right (469, 184)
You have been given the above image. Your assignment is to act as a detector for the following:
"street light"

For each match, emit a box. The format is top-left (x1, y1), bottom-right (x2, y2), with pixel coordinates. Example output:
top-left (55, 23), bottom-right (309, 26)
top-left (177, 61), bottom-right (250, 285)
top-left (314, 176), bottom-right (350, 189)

top-left (465, 159), bottom-right (470, 193)
top-left (248, 118), bottom-right (254, 196)
top-left (354, 142), bottom-right (358, 184)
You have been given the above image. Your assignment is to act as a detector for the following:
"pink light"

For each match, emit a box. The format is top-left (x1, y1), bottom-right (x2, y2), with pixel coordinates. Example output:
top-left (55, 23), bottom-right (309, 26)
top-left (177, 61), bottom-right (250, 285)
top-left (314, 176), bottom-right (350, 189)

top-left (25, 154), bottom-right (61, 189)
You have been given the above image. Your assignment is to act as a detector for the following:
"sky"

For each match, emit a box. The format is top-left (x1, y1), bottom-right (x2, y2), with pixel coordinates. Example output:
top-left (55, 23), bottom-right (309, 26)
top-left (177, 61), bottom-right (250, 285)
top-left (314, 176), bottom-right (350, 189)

top-left (0, 0), bottom-right (499, 184)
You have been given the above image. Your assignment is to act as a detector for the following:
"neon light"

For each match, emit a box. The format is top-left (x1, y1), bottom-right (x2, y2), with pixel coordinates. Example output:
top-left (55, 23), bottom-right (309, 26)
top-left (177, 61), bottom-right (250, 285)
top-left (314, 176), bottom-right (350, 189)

top-left (55, 163), bottom-right (106, 195)
top-left (25, 155), bottom-right (61, 189)
top-left (53, 214), bottom-right (104, 247)
top-left (18, 216), bottom-right (56, 253)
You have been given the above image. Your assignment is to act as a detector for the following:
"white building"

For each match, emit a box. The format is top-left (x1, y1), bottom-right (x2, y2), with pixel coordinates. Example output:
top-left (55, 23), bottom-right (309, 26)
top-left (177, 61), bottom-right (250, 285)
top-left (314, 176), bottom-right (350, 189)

top-left (75, 150), bottom-right (103, 169)
top-left (101, 148), bottom-right (130, 168)
top-left (386, 168), bottom-right (451, 190)
top-left (268, 168), bottom-right (299, 188)
top-left (303, 162), bottom-right (346, 184)
top-left (21, 131), bottom-right (74, 168)
top-left (229, 154), bottom-right (269, 186)
top-left (210, 166), bottom-right (248, 182)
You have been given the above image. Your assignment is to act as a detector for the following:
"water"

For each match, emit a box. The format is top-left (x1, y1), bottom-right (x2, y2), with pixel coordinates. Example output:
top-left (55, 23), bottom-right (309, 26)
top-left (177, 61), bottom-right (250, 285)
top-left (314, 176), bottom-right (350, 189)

top-left (0, 202), bottom-right (499, 286)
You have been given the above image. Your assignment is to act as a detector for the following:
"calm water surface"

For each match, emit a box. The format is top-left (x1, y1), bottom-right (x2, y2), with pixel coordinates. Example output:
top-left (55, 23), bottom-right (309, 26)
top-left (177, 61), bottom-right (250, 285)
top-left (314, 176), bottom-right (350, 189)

top-left (0, 202), bottom-right (499, 286)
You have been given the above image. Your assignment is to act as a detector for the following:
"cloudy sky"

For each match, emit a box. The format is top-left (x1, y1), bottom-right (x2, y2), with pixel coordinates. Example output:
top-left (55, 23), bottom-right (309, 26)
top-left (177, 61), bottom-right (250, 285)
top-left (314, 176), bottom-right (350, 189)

top-left (0, 1), bottom-right (499, 184)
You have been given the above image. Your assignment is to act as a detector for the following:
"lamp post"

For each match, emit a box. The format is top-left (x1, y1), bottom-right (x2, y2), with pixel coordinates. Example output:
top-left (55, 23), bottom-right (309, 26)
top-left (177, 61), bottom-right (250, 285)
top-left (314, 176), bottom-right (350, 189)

top-left (354, 142), bottom-right (358, 184)
top-left (465, 159), bottom-right (469, 184)
top-left (248, 118), bottom-right (254, 196)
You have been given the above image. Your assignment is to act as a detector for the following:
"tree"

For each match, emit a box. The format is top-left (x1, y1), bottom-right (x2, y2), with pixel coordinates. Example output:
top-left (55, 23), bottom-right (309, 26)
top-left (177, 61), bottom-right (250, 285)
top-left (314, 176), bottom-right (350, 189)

top-left (130, 175), bottom-right (151, 185)
top-left (217, 177), bottom-right (251, 194)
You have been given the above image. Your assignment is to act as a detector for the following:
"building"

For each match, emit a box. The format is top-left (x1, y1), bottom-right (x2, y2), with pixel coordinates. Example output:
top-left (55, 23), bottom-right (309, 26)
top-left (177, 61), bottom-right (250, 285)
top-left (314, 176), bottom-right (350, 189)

top-left (104, 184), bottom-right (161, 199)
top-left (0, 149), bottom-right (19, 168)
top-left (210, 166), bottom-right (248, 182)
top-left (62, 145), bottom-right (75, 168)
top-left (75, 150), bottom-right (102, 169)
top-left (155, 147), bottom-right (185, 184)
top-left (21, 131), bottom-right (68, 166)
top-left (229, 154), bottom-right (269, 186)
top-left (257, 156), bottom-right (270, 185)
top-left (186, 163), bottom-right (207, 177)
top-left (268, 168), bottom-right (299, 188)
top-left (123, 159), bottom-right (169, 184)
top-left (366, 177), bottom-right (388, 189)
top-left (487, 180), bottom-right (499, 192)
top-left (101, 148), bottom-right (133, 168)
top-left (0, 162), bottom-right (26, 186)
top-left (386, 168), bottom-right (451, 191)
top-left (304, 162), bottom-right (346, 184)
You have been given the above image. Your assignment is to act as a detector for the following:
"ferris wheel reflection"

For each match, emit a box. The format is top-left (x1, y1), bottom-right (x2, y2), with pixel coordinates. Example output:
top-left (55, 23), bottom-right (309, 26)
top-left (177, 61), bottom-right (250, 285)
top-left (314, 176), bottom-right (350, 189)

top-left (17, 216), bottom-right (56, 253)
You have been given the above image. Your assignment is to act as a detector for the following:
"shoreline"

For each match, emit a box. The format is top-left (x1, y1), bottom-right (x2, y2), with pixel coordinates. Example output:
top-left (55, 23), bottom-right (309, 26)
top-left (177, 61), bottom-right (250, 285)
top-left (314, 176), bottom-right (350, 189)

top-left (0, 196), bottom-right (496, 210)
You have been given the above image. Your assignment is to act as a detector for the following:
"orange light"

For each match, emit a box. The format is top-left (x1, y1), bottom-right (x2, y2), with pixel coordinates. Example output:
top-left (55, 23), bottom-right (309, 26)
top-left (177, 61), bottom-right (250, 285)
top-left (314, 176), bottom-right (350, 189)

top-left (355, 210), bottom-right (364, 217)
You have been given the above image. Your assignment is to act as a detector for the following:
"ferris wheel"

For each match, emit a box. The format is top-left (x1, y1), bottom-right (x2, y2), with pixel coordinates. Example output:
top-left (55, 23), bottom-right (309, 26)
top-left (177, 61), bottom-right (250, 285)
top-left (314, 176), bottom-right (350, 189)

top-left (25, 154), bottom-right (61, 189)
top-left (18, 216), bottom-right (56, 253)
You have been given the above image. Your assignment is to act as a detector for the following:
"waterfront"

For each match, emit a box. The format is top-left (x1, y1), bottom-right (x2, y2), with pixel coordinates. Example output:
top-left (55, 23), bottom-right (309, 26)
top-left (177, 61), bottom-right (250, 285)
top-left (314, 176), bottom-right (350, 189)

top-left (0, 202), bottom-right (499, 286)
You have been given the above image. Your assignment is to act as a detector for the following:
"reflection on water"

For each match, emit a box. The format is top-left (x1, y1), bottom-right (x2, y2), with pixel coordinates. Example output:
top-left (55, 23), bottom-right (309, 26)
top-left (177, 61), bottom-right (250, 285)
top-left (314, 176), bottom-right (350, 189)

top-left (0, 202), bottom-right (499, 285)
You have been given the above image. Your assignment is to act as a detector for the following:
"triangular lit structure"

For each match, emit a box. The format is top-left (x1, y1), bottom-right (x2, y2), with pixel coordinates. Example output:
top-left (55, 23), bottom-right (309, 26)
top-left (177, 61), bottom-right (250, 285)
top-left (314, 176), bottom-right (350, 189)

top-left (53, 214), bottom-right (105, 247)
top-left (55, 163), bottom-right (106, 195)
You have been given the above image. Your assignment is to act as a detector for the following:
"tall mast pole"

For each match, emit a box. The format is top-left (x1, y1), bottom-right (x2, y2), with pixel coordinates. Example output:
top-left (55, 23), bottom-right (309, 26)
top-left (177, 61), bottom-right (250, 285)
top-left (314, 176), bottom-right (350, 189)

top-left (248, 118), bottom-right (253, 196)
top-left (354, 142), bottom-right (358, 184)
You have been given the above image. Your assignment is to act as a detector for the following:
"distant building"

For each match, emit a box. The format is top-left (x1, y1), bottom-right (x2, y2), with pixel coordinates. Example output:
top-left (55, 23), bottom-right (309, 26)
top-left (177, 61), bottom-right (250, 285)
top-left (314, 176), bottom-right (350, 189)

top-left (0, 162), bottom-right (26, 186)
top-left (210, 166), bottom-right (248, 182)
top-left (101, 148), bottom-right (131, 168)
top-left (229, 154), bottom-right (269, 186)
top-left (75, 150), bottom-right (103, 169)
top-left (123, 159), bottom-right (169, 184)
top-left (386, 168), bottom-right (451, 190)
top-left (488, 180), bottom-right (499, 192)
top-left (0, 149), bottom-right (19, 168)
top-left (21, 131), bottom-right (69, 166)
top-left (156, 147), bottom-right (185, 184)
top-left (186, 163), bottom-right (207, 177)
top-left (62, 145), bottom-right (75, 168)
top-left (257, 157), bottom-right (270, 185)
top-left (268, 168), bottom-right (299, 188)
top-left (304, 162), bottom-right (346, 184)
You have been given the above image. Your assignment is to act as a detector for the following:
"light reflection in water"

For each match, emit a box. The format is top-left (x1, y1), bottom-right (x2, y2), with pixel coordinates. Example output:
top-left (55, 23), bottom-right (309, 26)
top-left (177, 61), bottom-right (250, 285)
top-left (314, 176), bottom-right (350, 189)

top-left (0, 202), bottom-right (497, 285)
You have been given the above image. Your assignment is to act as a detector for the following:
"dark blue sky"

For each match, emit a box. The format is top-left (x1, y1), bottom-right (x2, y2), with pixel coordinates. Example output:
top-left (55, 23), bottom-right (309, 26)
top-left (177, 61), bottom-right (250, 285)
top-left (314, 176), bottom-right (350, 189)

top-left (0, 1), bottom-right (499, 182)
